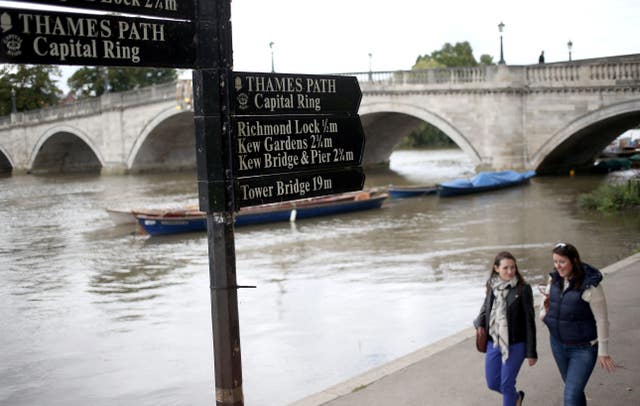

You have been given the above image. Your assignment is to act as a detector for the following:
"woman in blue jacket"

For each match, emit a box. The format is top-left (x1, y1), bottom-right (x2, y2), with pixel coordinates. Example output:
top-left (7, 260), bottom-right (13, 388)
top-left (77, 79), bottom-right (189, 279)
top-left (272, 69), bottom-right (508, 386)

top-left (541, 242), bottom-right (616, 405)
top-left (475, 251), bottom-right (537, 406)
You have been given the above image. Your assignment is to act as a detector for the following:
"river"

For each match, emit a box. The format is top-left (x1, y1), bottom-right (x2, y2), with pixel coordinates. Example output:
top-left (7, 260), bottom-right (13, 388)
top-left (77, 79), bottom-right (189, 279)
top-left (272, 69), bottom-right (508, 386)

top-left (1, 149), bottom-right (638, 406)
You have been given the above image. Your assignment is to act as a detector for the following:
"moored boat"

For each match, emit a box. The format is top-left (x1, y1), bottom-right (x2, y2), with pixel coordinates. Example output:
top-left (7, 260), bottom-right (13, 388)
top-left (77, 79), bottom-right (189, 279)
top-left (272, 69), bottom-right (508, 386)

top-left (106, 205), bottom-right (200, 225)
top-left (591, 158), bottom-right (632, 173)
top-left (388, 184), bottom-right (438, 199)
top-left (437, 170), bottom-right (535, 197)
top-left (135, 190), bottom-right (388, 236)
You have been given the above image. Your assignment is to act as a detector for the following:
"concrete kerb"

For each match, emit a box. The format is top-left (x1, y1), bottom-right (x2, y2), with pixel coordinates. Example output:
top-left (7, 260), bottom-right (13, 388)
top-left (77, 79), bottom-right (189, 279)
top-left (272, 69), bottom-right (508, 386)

top-left (288, 328), bottom-right (476, 406)
top-left (289, 252), bottom-right (640, 406)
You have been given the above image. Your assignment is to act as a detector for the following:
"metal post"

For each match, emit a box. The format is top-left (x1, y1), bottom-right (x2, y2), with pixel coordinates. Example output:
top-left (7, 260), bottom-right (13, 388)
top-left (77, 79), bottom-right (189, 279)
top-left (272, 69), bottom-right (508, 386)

top-left (269, 41), bottom-right (275, 73)
top-left (368, 52), bottom-right (372, 82)
top-left (498, 22), bottom-right (505, 65)
top-left (11, 88), bottom-right (16, 113)
top-left (104, 67), bottom-right (110, 94)
top-left (193, 0), bottom-right (244, 405)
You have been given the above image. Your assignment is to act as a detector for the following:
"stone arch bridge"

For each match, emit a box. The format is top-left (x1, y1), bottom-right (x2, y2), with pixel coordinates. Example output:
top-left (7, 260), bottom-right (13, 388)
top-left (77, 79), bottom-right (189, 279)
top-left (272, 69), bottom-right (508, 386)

top-left (1, 54), bottom-right (639, 175)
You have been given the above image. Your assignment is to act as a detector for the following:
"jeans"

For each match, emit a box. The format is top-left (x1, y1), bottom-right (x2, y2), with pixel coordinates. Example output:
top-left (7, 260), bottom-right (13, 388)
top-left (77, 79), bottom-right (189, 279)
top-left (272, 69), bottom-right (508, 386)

top-left (549, 335), bottom-right (598, 406)
top-left (485, 340), bottom-right (526, 406)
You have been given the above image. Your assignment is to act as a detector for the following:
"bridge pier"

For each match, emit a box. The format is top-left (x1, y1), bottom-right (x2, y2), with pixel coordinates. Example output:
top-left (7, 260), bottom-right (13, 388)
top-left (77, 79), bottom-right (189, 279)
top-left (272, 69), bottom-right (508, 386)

top-left (100, 163), bottom-right (130, 176)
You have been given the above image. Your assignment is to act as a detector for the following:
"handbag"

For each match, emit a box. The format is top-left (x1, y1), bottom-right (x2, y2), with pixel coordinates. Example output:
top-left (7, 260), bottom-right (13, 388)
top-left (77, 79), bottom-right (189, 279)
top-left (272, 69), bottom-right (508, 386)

top-left (476, 326), bottom-right (488, 353)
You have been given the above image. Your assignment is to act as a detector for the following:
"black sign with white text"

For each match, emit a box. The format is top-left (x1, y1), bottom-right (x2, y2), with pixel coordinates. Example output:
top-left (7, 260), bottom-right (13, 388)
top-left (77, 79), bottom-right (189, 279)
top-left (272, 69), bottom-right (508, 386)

top-left (18, 0), bottom-right (195, 20)
top-left (0, 7), bottom-right (196, 67)
top-left (230, 72), bottom-right (362, 116)
top-left (233, 115), bottom-right (365, 177)
top-left (236, 167), bottom-right (365, 207)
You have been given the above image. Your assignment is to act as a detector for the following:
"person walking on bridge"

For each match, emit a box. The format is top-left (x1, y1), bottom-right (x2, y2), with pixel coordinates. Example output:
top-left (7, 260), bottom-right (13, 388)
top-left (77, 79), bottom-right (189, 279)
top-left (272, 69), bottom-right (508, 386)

top-left (475, 251), bottom-right (537, 406)
top-left (540, 242), bottom-right (616, 406)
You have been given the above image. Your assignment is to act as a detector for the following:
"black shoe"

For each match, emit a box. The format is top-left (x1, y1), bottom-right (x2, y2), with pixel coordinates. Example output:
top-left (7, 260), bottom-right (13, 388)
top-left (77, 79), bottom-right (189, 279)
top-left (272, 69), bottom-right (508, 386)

top-left (517, 390), bottom-right (525, 405)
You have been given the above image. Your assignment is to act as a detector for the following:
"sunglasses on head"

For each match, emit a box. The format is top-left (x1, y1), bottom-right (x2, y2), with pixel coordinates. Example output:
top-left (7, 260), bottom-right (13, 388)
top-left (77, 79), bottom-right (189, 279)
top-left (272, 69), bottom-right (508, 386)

top-left (555, 242), bottom-right (567, 248)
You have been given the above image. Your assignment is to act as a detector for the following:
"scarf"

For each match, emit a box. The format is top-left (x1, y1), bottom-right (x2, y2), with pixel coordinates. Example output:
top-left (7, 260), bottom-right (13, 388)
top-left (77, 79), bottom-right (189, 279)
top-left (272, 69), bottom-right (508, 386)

top-left (489, 276), bottom-right (518, 363)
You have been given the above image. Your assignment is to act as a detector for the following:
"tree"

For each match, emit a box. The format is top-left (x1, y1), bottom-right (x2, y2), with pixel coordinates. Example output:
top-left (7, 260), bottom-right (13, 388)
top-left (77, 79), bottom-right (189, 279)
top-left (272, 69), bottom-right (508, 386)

top-left (405, 42), bottom-right (496, 149)
top-left (412, 55), bottom-right (445, 70)
top-left (0, 65), bottom-right (62, 115)
top-left (479, 54), bottom-right (495, 65)
top-left (413, 41), bottom-right (483, 69)
top-left (397, 123), bottom-right (456, 149)
top-left (68, 67), bottom-right (178, 98)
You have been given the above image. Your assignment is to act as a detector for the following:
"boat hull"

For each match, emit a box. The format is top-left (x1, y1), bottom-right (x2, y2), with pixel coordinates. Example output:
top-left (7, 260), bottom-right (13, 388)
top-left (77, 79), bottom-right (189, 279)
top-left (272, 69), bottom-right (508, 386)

top-left (388, 185), bottom-right (437, 199)
top-left (137, 193), bottom-right (387, 236)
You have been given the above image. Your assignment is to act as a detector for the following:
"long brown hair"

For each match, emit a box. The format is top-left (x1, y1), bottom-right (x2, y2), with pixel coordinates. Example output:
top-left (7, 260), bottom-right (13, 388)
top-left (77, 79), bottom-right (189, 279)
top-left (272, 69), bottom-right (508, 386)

top-left (552, 242), bottom-right (584, 288)
top-left (486, 251), bottom-right (525, 288)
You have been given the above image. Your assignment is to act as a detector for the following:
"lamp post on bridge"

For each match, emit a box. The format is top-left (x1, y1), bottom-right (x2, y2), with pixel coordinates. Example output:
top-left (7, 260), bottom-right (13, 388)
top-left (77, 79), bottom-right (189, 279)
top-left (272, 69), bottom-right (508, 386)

top-left (567, 40), bottom-right (573, 62)
top-left (103, 67), bottom-right (109, 94)
top-left (269, 41), bottom-right (275, 73)
top-left (498, 21), bottom-right (506, 65)
top-left (368, 52), bottom-right (372, 81)
top-left (11, 88), bottom-right (16, 113)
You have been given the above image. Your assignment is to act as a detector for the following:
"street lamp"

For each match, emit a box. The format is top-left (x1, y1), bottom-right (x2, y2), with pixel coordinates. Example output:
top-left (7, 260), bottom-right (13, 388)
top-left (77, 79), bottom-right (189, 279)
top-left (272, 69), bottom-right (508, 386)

top-left (10, 88), bottom-right (16, 113)
top-left (103, 67), bottom-right (109, 94)
top-left (368, 52), bottom-right (372, 81)
top-left (567, 40), bottom-right (573, 62)
top-left (269, 41), bottom-right (275, 73)
top-left (498, 21), bottom-right (506, 65)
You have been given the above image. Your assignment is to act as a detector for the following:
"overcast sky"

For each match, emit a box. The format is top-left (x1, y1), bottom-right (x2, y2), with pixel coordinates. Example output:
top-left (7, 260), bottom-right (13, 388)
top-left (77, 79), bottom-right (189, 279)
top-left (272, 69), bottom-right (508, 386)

top-left (2, 0), bottom-right (639, 88)
top-left (232, 0), bottom-right (640, 73)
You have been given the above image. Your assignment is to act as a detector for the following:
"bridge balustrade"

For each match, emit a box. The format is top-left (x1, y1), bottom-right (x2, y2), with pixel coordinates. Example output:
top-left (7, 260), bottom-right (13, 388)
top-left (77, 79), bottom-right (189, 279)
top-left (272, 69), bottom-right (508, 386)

top-left (1, 54), bottom-right (639, 127)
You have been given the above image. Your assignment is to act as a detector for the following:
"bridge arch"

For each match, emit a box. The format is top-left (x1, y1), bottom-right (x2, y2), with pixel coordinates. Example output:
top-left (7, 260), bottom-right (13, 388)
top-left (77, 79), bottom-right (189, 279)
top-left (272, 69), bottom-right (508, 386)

top-left (532, 98), bottom-right (640, 173)
top-left (0, 145), bottom-right (14, 173)
top-left (127, 106), bottom-right (195, 172)
top-left (29, 125), bottom-right (104, 174)
top-left (359, 101), bottom-right (482, 166)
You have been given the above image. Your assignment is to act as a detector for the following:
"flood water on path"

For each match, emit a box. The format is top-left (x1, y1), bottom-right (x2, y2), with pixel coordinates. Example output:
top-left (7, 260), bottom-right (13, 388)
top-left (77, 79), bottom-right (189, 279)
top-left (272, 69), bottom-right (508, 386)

top-left (1, 149), bottom-right (638, 405)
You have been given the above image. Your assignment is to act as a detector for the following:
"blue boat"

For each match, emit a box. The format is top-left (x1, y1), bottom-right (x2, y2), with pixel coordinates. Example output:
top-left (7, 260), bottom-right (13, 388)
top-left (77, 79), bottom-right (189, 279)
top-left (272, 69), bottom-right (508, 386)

top-left (437, 170), bottom-right (536, 197)
top-left (136, 190), bottom-right (388, 236)
top-left (388, 184), bottom-right (438, 199)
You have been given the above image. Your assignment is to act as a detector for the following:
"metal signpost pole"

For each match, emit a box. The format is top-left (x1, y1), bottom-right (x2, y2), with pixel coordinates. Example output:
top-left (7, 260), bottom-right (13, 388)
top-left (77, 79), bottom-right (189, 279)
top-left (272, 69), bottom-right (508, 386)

top-left (193, 0), bottom-right (244, 405)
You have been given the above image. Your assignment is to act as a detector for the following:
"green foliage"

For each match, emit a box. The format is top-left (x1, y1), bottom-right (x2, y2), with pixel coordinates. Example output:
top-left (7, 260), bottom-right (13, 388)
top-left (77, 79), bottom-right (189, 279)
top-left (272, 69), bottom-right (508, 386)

top-left (397, 123), bottom-right (456, 149)
top-left (578, 180), bottom-right (640, 212)
top-left (412, 56), bottom-right (445, 70)
top-left (479, 54), bottom-right (495, 65)
top-left (413, 41), bottom-right (482, 69)
top-left (68, 67), bottom-right (177, 98)
top-left (0, 65), bottom-right (62, 115)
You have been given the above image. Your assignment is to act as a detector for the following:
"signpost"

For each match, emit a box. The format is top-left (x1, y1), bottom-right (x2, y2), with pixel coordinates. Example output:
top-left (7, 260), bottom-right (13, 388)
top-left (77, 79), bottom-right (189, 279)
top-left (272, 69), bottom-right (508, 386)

top-left (237, 167), bottom-right (365, 207)
top-left (229, 71), bottom-right (365, 208)
top-left (230, 71), bottom-right (362, 116)
top-left (1, 1), bottom-right (366, 405)
top-left (18, 0), bottom-right (195, 20)
top-left (0, 7), bottom-right (196, 67)
top-left (232, 115), bottom-right (365, 177)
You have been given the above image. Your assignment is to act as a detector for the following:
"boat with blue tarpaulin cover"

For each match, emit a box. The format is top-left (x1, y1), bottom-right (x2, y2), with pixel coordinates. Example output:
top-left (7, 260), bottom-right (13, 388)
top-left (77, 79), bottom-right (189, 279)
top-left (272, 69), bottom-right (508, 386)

top-left (437, 170), bottom-right (536, 197)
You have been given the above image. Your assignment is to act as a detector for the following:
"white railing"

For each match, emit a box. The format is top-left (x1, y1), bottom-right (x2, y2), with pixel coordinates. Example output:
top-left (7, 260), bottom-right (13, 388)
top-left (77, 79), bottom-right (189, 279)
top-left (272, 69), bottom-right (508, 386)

top-left (2, 54), bottom-right (639, 126)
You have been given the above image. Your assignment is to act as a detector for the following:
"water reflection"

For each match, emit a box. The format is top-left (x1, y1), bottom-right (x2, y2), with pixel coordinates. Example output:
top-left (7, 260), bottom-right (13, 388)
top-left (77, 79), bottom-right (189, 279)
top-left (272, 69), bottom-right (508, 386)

top-left (1, 149), bottom-right (638, 406)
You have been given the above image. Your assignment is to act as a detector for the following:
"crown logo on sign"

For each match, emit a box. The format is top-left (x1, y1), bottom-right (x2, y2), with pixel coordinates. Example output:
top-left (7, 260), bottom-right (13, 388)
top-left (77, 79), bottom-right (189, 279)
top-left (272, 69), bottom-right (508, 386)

top-left (234, 76), bottom-right (243, 92)
top-left (3, 34), bottom-right (22, 56)
top-left (237, 93), bottom-right (248, 110)
top-left (1, 12), bottom-right (12, 32)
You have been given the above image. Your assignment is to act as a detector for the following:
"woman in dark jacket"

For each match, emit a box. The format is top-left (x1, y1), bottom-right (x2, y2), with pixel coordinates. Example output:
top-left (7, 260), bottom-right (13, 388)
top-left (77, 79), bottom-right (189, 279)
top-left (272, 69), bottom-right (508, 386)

top-left (475, 252), bottom-right (537, 406)
top-left (541, 242), bottom-right (616, 405)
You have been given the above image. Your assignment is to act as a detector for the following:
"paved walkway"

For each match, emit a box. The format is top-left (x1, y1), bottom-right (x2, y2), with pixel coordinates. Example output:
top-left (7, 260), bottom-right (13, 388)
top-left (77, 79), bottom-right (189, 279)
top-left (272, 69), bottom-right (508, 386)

top-left (290, 253), bottom-right (640, 406)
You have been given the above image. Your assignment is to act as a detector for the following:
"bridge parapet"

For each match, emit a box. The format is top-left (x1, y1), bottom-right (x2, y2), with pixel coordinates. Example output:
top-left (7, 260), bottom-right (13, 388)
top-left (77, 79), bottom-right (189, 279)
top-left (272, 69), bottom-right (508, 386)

top-left (343, 53), bottom-right (640, 92)
top-left (0, 81), bottom-right (177, 129)
top-left (2, 54), bottom-right (638, 129)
